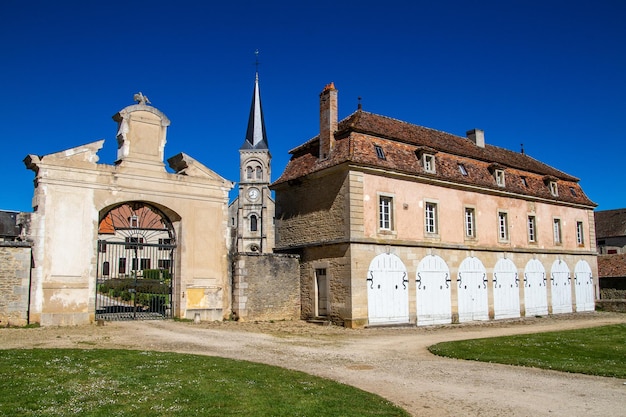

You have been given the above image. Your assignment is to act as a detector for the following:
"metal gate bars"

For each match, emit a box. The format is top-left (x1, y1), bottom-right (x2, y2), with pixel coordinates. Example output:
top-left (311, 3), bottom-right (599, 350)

top-left (96, 240), bottom-right (175, 321)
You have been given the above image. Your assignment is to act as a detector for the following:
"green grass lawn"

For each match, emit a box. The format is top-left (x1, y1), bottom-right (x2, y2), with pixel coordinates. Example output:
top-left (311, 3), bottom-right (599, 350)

top-left (428, 323), bottom-right (626, 378)
top-left (0, 349), bottom-right (409, 417)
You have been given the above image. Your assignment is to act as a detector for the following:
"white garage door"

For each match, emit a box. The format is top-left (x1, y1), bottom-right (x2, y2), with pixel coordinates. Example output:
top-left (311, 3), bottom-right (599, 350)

top-left (551, 260), bottom-right (572, 314)
top-left (367, 253), bottom-right (409, 325)
top-left (457, 257), bottom-right (489, 322)
top-left (574, 260), bottom-right (595, 312)
top-left (416, 255), bottom-right (451, 326)
top-left (493, 258), bottom-right (521, 320)
top-left (524, 259), bottom-right (548, 316)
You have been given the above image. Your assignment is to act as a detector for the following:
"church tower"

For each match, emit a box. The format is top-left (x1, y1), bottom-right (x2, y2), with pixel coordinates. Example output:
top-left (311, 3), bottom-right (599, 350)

top-left (234, 71), bottom-right (275, 253)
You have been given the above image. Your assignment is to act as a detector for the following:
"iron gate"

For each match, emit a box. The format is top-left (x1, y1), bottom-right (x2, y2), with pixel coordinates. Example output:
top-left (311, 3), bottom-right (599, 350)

top-left (96, 239), bottom-right (175, 321)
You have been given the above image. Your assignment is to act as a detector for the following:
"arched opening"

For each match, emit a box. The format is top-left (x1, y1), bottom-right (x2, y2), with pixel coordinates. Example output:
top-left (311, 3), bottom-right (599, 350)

top-left (96, 202), bottom-right (177, 321)
top-left (250, 214), bottom-right (258, 232)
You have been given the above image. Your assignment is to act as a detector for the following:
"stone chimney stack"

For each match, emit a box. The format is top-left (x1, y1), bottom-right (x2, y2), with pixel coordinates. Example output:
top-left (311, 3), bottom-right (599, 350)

top-left (319, 82), bottom-right (338, 159)
top-left (466, 129), bottom-right (485, 148)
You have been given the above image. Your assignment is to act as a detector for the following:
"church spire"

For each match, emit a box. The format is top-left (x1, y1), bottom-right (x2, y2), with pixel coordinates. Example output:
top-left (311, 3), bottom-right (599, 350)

top-left (241, 71), bottom-right (269, 150)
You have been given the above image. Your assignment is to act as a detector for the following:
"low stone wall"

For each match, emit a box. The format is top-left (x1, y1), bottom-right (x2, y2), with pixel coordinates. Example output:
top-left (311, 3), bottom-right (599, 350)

top-left (595, 299), bottom-right (626, 313)
top-left (0, 242), bottom-right (32, 326)
top-left (232, 253), bottom-right (300, 322)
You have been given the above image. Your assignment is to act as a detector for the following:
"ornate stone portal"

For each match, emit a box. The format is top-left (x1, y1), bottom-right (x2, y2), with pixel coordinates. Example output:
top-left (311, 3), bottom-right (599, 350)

top-left (25, 95), bottom-right (234, 325)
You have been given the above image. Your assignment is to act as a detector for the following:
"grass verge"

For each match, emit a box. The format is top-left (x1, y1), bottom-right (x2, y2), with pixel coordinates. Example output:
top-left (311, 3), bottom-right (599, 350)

top-left (0, 348), bottom-right (409, 417)
top-left (428, 323), bottom-right (626, 378)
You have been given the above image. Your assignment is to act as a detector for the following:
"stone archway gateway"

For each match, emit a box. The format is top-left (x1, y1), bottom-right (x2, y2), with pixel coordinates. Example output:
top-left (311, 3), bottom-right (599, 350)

top-left (96, 202), bottom-right (177, 320)
top-left (24, 95), bottom-right (234, 325)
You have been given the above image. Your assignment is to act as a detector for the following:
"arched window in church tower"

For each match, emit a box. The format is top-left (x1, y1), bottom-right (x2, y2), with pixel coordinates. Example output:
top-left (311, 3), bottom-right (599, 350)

top-left (256, 166), bottom-right (262, 180)
top-left (250, 215), bottom-right (258, 232)
top-left (246, 166), bottom-right (253, 179)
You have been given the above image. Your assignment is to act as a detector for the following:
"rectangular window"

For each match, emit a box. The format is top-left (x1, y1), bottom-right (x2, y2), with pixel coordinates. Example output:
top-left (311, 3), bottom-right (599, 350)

top-left (379, 196), bottom-right (393, 230)
top-left (129, 215), bottom-right (139, 228)
top-left (498, 211), bottom-right (509, 241)
top-left (374, 145), bottom-right (386, 160)
top-left (425, 202), bottom-right (438, 234)
top-left (98, 241), bottom-right (107, 253)
top-left (553, 218), bottom-right (562, 244)
top-left (464, 207), bottom-right (476, 238)
top-left (423, 154), bottom-right (435, 173)
top-left (549, 181), bottom-right (559, 197)
top-left (140, 258), bottom-right (151, 270)
top-left (528, 215), bottom-right (536, 243)
top-left (119, 258), bottom-right (127, 274)
top-left (125, 236), bottom-right (144, 250)
top-left (158, 259), bottom-right (171, 270)
top-left (158, 238), bottom-right (172, 250)
top-left (495, 170), bottom-right (505, 187)
top-left (102, 261), bottom-right (110, 276)
top-left (458, 163), bottom-right (468, 176)
top-left (576, 221), bottom-right (584, 245)
top-left (521, 176), bottom-right (528, 187)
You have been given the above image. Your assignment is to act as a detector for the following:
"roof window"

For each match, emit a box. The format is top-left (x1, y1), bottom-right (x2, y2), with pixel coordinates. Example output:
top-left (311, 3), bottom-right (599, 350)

top-left (569, 187), bottom-right (577, 197)
top-left (458, 164), bottom-right (468, 176)
top-left (374, 145), bottom-right (386, 160)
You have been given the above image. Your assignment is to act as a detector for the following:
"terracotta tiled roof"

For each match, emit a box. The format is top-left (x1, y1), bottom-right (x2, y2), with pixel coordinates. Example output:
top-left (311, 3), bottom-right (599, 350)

top-left (598, 254), bottom-right (626, 278)
top-left (594, 209), bottom-right (626, 239)
top-left (273, 110), bottom-right (596, 207)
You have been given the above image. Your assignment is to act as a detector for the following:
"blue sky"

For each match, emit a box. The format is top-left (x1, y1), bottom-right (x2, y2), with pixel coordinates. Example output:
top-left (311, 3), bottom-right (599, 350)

top-left (1, 0), bottom-right (624, 212)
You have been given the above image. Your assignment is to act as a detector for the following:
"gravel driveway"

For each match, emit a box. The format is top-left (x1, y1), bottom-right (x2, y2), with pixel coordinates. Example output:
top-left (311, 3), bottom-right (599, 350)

top-left (2, 312), bottom-right (625, 416)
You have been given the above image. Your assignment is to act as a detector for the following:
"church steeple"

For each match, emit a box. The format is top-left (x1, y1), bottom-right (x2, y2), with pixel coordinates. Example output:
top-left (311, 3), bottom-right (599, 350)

top-left (241, 72), bottom-right (268, 150)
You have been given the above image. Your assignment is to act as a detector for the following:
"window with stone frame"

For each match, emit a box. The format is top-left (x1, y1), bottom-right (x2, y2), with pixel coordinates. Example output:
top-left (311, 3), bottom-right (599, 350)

top-left (498, 211), bottom-right (509, 241)
top-left (464, 207), bottom-right (476, 238)
top-left (379, 195), bottom-right (393, 230)
top-left (425, 202), bottom-right (438, 234)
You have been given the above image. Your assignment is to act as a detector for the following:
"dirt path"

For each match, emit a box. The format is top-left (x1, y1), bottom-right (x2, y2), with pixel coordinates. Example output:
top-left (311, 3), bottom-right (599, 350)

top-left (2, 312), bottom-right (625, 416)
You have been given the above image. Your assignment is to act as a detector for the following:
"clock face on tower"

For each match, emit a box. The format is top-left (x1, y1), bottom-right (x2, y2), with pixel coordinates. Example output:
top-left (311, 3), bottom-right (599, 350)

top-left (247, 188), bottom-right (259, 200)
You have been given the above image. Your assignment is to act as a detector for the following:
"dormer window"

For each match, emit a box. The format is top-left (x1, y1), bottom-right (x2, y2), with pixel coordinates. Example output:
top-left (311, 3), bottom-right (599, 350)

top-left (521, 176), bottom-right (528, 187)
top-left (129, 215), bottom-right (139, 228)
top-left (458, 164), bottom-right (468, 176)
top-left (495, 169), bottom-right (505, 187)
top-left (423, 154), bottom-right (436, 173)
top-left (569, 187), bottom-right (577, 197)
top-left (374, 145), bottom-right (386, 160)
top-left (549, 181), bottom-right (558, 197)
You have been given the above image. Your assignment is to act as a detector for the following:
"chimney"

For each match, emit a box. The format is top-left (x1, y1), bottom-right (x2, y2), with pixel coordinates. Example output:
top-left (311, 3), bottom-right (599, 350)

top-left (466, 129), bottom-right (485, 148)
top-left (319, 82), bottom-right (338, 159)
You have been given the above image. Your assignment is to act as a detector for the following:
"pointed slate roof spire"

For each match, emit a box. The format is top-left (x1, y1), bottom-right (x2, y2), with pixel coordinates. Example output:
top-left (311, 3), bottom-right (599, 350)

top-left (241, 72), bottom-right (269, 150)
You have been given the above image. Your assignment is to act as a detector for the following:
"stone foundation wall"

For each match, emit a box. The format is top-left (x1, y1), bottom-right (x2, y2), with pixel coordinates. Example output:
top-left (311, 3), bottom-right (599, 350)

top-left (232, 253), bottom-right (300, 321)
top-left (0, 242), bottom-right (32, 326)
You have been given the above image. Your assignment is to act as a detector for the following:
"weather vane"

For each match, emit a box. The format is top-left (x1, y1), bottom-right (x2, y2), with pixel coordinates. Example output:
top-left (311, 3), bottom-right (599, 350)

top-left (254, 49), bottom-right (260, 72)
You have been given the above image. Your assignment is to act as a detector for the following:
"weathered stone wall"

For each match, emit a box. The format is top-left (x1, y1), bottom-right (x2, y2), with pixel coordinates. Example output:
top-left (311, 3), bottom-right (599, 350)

top-left (274, 169), bottom-right (348, 248)
top-left (595, 299), bottom-right (626, 313)
top-left (0, 242), bottom-right (32, 326)
top-left (232, 253), bottom-right (300, 321)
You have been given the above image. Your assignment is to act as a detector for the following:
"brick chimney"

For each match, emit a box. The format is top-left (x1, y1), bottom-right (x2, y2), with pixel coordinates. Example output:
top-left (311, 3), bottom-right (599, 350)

top-left (319, 82), bottom-right (338, 159)
top-left (466, 129), bottom-right (485, 148)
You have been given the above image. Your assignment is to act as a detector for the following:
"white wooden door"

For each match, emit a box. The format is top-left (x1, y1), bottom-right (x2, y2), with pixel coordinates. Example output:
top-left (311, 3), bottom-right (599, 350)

top-left (457, 257), bottom-right (489, 322)
top-left (493, 258), bottom-right (521, 319)
top-left (416, 255), bottom-right (451, 326)
top-left (524, 259), bottom-right (548, 316)
top-left (574, 260), bottom-right (595, 312)
top-left (367, 253), bottom-right (409, 325)
top-left (550, 260), bottom-right (572, 314)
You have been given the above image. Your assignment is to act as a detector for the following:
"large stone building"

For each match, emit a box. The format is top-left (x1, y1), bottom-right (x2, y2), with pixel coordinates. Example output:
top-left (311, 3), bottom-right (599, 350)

top-left (271, 83), bottom-right (598, 327)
